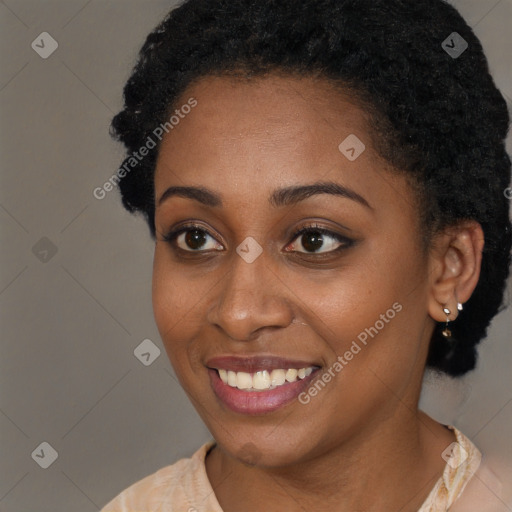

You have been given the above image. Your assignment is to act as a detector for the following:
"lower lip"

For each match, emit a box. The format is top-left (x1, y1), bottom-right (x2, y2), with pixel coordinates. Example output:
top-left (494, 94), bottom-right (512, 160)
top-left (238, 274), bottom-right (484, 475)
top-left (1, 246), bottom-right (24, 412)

top-left (208, 368), bottom-right (319, 415)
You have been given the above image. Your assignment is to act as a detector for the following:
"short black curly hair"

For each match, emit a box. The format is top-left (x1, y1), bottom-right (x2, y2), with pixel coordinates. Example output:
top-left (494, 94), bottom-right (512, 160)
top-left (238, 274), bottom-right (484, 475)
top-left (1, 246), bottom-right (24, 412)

top-left (110, 0), bottom-right (511, 377)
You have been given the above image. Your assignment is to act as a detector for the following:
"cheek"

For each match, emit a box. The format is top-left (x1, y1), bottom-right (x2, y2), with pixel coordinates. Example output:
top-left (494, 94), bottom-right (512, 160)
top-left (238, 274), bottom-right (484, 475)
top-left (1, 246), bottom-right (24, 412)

top-left (281, 252), bottom-right (401, 330)
top-left (152, 245), bottom-right (206, 323)
top-left (151, 247), bottom-right (206, 368)
top-left (293, 241), bottom-right (427, 367)
top-left (331, 269), bottom-right (428, 400)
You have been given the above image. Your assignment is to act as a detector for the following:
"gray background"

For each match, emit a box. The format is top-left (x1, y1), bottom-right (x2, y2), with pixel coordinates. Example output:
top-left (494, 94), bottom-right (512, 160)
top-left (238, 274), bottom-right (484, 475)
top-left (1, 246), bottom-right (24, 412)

top-left (0, 1), bottom-right (511, 511)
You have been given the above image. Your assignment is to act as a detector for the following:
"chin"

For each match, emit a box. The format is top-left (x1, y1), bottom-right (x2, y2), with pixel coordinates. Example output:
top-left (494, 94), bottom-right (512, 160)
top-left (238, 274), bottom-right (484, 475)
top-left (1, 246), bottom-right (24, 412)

top-left (210, 421), bottom-right (327, 469)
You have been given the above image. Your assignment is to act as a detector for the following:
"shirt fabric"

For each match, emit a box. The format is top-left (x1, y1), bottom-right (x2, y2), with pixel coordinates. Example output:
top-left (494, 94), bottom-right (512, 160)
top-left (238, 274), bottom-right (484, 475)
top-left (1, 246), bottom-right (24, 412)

top-left (101, 426), bottom-right (507, 512)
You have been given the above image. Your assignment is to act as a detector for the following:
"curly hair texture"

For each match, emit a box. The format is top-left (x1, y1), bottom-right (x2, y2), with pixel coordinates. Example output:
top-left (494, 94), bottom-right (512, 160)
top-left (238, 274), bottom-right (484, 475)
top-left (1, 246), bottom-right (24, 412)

top-left (110, 0), bottom-right (511, 377)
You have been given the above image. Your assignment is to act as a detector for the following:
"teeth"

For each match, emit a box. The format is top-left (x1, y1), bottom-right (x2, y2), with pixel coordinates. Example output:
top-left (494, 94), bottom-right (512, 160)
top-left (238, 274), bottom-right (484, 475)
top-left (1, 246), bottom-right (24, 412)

top-left (253, 370), bottom-right (271, 390)
top-left (285, 369), bottom-right (298, 382)
top-left (270, 369), bottom-right (286, 386)
top-left (227, 370), bottom-right (237, 386)
top-left (217, 367), bottom-right (315, 391)
top-left (236, 372), bottom-right (252, 390)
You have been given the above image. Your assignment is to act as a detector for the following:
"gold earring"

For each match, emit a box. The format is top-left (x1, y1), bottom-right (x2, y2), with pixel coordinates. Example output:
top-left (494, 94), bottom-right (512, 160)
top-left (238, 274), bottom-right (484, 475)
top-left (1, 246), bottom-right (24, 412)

top-left (442, 306), bottom-right (452, 338)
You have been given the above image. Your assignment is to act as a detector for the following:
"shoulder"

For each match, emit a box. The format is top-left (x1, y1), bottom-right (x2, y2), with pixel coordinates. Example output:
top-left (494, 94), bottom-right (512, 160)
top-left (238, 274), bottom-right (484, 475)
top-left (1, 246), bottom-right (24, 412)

top-left (100, 441), bottom-right (219, 512)
top-left (419, 426), bottom-right (512, 512)
top-left (449, 455), bottom-right (512, 512)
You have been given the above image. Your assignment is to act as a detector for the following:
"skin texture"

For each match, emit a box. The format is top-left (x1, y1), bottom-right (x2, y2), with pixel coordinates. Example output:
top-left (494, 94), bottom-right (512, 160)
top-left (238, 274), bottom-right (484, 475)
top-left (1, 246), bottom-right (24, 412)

top-left (152, 75), bottom-right (484, 512)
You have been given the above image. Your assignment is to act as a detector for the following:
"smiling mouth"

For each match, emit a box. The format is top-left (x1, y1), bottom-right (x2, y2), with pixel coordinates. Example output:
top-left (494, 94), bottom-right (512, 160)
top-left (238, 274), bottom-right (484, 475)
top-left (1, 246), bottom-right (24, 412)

top-left (217, 367), bottom-right (315, 391)
top-left (206, 355), bottom-right (322, 414)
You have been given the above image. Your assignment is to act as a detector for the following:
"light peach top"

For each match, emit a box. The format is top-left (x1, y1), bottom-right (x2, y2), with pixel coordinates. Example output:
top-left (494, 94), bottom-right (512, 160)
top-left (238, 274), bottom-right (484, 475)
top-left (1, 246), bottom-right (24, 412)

top-left (101, 427), bottom-right (508, 512)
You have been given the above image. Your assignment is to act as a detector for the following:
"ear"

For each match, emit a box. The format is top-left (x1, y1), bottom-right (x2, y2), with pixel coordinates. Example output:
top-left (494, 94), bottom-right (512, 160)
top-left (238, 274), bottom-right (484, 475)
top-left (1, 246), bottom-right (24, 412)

top-left (427, 221), bottom-right (484, 322)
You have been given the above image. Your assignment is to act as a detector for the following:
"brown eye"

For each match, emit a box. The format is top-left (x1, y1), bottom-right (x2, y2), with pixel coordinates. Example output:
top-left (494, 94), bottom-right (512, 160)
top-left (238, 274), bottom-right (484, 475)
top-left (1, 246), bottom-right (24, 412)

top-left (184, 229), bottom-right (208, 250)
top-left (286, 227), bottom-right (352, 254)
top-left (301, 231), bottom-right (325, 252)
top-left (164, 225), bottom-right (224, 252)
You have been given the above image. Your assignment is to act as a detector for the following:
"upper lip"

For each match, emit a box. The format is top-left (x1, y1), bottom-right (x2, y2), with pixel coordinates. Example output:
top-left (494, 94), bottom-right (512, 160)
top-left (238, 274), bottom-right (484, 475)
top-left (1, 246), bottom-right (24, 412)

top-left (206, 355), bottom-right (320, 373)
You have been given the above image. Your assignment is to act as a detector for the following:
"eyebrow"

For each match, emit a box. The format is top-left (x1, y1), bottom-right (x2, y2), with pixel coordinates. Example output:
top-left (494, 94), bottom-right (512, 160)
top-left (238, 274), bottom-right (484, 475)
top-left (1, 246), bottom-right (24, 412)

top-left (157, 181), bottom-right (372, 210)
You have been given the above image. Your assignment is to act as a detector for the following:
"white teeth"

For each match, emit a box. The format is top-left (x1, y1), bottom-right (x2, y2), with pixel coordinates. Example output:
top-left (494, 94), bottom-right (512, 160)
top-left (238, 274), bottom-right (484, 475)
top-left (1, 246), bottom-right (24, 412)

top-left (227, 370), bottom-right (237, 387)
top-left (285, 369), bottom-right (298, 382)
top-left (217, 367), bottom-right (315, 391)
top-left (218, 369), bottom-right (228, 384)
top-left (253, 370), bottom-right (271, 390)
top-left (270, 369), bottom-right (286, 386)
top-left (236, 372), bottom-right (252, 390)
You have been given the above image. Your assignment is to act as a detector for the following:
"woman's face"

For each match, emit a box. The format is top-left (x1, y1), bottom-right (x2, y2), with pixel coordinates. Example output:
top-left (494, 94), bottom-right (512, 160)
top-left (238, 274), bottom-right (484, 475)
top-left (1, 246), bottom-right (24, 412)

top-left (152, 75), bottom-right (435, 467)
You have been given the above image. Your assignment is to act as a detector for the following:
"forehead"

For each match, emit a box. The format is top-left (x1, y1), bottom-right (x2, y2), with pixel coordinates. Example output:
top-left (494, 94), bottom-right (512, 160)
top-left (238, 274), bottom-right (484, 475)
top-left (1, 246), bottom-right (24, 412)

top-left (155, 76), bottom-right (398, 206)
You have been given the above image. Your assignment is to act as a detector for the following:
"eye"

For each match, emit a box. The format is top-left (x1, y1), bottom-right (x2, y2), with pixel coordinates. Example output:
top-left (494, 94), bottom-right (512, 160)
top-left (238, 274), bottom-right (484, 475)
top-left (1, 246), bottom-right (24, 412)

top-left (163, 224), bottom-right (224, 252)
top-left (285, 225), bottom-right (353, 254)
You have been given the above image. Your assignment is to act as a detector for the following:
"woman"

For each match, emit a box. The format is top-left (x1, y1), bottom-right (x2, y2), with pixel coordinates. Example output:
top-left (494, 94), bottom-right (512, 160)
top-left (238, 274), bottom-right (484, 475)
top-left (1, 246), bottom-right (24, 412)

top-left (101, 0), bottom-right (511, 510)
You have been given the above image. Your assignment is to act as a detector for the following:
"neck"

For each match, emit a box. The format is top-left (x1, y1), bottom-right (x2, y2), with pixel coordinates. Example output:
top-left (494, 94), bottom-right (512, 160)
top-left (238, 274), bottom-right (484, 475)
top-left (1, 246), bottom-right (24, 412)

top-left (205, 409), bottom-right (454, 512)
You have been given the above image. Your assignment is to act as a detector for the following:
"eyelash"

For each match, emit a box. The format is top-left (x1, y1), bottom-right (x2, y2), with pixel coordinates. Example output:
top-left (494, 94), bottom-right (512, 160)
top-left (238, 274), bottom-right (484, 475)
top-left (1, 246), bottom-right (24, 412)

top-left (162, 222), bottom-right (354, 255)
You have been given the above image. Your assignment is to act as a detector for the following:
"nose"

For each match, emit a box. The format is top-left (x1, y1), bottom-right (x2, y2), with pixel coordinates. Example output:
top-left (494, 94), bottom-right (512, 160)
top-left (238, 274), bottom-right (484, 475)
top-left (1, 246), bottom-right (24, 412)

top-left (206, 250), bottom-right (294, 341)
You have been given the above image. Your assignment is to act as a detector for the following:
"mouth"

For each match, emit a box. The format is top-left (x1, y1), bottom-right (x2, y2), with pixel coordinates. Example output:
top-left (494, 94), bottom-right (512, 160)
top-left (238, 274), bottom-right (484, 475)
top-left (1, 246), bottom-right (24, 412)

top-left (206, 356), bottom-right (321, 415)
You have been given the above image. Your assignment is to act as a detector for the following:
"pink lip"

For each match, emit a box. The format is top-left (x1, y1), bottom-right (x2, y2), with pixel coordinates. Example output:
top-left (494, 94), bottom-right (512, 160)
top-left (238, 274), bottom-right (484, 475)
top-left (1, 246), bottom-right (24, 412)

top-left (207, 359), bottom-right (321, 415)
